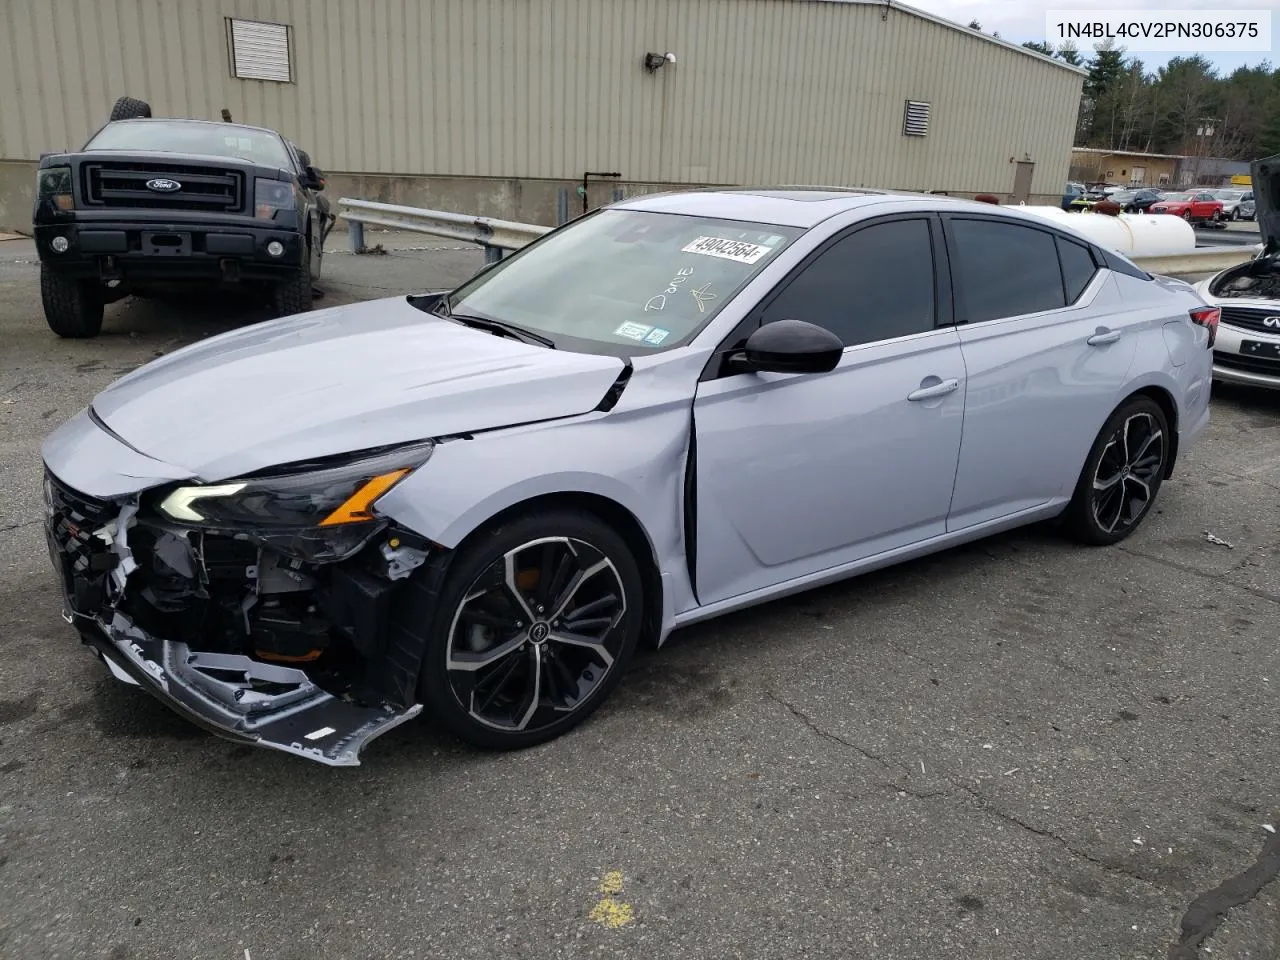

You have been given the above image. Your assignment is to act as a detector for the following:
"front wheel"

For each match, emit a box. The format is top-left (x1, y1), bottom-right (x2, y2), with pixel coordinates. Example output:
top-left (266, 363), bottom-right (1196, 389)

top-left (416, 510), bottom-right (645, 750)
top-left (270, 266), bottom-right (313, 318)
top-left (1060, 396), bottom-right (1170, 546)
top-left (40, 266), bottom-right (104, 338)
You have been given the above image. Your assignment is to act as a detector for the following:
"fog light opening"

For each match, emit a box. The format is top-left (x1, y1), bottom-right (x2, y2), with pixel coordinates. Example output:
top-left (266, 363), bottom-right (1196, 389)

top-left (50, 235), bottom-right (70, 253)
top-left (266, 240), bottom-right (285, 257)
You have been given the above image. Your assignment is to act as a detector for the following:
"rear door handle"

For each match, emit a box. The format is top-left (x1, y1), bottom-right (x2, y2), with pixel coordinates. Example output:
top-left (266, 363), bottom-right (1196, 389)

top-left (907, 378), bottom-right (960, 401)
top-left (1087, 329), bottom-right (1122, 346)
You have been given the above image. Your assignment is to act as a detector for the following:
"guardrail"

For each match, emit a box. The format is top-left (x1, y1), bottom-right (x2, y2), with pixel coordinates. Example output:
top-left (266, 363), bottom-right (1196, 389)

top-left (337, 198), bottom-right (551, 264)
top-left (1132, 246), bottom-right (1258, 276)
top-left (338, 198), bottom-right (1259, 275)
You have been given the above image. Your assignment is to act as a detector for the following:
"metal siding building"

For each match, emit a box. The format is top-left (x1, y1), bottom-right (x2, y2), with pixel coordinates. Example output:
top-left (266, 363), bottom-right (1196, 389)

top-left (0, 0), bottom-right (1084, 228)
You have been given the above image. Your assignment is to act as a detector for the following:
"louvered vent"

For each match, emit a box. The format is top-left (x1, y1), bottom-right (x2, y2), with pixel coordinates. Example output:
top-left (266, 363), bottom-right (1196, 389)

top-left (228, 19), bottom-right (292, 83)
top-left (903, 100), bottom-right (930, 137)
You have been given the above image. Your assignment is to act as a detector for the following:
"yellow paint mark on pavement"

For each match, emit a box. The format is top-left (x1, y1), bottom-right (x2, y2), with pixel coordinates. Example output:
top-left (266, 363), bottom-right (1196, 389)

top-left (589, 870), bottom-right (635, 929)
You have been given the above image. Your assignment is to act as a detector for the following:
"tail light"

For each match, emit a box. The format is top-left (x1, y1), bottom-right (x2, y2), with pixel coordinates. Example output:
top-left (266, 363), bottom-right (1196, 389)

top-left (1189, 306), bottom-right (1220, 348)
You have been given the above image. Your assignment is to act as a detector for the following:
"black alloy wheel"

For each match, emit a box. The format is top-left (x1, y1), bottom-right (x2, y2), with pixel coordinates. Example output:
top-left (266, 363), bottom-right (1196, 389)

top-left (416, 511), bottom-right (644, 749)
top-left (1062, 396), bottom-right (1170, 545)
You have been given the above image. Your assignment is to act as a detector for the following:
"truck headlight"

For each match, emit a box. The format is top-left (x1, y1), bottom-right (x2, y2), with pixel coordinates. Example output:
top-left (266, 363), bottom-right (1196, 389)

top-left (155, 441), bottom-right (435, 562)
top-left (37, 166), bottom-right (74, 211)
top-left (255, 178), bottom-right (297, 220)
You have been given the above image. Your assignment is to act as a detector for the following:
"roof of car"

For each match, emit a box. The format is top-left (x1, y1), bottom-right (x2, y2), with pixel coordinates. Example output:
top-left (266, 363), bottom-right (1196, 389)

top-left (613, 186), bottom-right (1024, 228)
top-left (105, 117), bottom-right (283, 138)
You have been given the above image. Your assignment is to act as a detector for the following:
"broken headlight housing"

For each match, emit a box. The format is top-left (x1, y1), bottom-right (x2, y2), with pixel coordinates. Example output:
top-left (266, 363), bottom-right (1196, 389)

top-left (154, 441), bottom-right (435, 563)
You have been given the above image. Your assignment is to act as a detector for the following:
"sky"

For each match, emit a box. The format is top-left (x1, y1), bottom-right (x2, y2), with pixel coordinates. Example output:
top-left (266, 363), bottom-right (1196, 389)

top-left (909, 0), bottom-right (1276, 75)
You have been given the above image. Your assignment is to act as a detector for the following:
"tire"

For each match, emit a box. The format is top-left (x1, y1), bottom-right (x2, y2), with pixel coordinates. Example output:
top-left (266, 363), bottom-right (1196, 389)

top-left (1060, 396), bottom-right (1170, 546)
top-left (1230, 209), bottom-right (1239, 221)
top-left (1211, 210), bottom-right (1222, 223)
top-left (270, 266), bottom-right (313, 318)
top-left (40, 266), bottom-right (104, 338)
top-left (108, 96), bottom-right (151, 121)
top-left (1182, 211), bottom-right (1193, 222)
top-left (415, 509), bottom-right (645, 750)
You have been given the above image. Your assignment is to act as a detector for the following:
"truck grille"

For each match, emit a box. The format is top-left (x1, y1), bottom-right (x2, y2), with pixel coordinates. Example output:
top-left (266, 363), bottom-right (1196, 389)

top-left (83, 162), bottom-right (244, 213)
top-left (1219, 306), bottom-right (1280, 336)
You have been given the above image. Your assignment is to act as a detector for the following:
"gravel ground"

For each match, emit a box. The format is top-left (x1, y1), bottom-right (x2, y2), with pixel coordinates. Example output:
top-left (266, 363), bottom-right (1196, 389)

top-left (0, 233), bottom-right (1277, 960)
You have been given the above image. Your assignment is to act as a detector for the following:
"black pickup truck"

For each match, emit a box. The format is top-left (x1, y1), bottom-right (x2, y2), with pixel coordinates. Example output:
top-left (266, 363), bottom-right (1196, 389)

top-left (33, 98), bottom-right (334, 338)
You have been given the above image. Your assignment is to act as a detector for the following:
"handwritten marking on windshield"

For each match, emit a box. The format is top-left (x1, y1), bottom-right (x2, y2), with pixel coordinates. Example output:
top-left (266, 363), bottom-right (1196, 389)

top-left (644, 267), bottom-right (695, 312)
top-left (691, 282), bottom-right (715, 313)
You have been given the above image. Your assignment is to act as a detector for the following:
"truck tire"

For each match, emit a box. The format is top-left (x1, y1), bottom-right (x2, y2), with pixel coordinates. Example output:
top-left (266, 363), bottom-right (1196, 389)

top-left (271, 267), bottom-right (313, 318)
top-left (41, 267), bottom-right (105, 339)
top-left (109, 96), bottom-right (152, 121)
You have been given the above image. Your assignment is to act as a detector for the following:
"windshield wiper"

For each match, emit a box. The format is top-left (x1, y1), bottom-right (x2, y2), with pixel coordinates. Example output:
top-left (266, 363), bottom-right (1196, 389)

top-left (437, 301), bottom-right (556, 349)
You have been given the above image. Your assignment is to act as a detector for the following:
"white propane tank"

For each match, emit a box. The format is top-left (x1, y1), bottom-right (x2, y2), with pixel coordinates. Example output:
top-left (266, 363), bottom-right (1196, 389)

top-left (1013, 208), bottom-right (1196, 257)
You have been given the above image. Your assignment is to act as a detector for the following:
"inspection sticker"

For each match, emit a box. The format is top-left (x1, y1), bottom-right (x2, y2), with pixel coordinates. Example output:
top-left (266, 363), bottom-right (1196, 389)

top-left (681, 236), bottom-right (774, 264)
top-left (614, 321), bottom-right (653, 341)
top-left (642, 327), bottom-right (670, 345)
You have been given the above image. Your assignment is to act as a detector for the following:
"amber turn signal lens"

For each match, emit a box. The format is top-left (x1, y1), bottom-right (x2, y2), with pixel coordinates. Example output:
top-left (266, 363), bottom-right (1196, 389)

top-left (318, 469), bottom-right (412, 527)
top-left (54, 194), bottom-right (74, 211)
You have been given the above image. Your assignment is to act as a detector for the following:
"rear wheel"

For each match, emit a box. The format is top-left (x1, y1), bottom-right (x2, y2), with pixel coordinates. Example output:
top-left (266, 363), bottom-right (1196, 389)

top-left (40, 266), bottom-right (104, 338)
top-left (416, 510), bottom-right (645, 750)
top-left (108, 96), bottom-right (151, 121)
top-left (1061, 396), bottom-right (1170, 546)
top-left (1182, 211), bottom-right (1193, 223)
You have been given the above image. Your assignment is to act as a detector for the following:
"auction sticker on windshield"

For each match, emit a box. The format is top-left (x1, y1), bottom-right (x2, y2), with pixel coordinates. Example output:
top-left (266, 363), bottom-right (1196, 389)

top-left (614, 321), bottom-right (653, 341)
top-left (681, 236), bottom-right (775, 264)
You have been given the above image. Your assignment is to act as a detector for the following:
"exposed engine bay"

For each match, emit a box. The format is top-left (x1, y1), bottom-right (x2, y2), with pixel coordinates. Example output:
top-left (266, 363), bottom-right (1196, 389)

top-left (1208, 255), bottom-right (1280, 301)
top-left (44, 469), bottom-right (441, 765)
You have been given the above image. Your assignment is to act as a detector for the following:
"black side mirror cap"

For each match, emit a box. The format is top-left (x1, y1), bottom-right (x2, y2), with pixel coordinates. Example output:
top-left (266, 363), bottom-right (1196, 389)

top-left (729, 318), bottom-right (844, 375)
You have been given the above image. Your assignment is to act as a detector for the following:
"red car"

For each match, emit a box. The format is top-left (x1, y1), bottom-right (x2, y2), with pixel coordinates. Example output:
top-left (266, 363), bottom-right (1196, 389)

top-left (1149, 191), bottom-right (1225, 224)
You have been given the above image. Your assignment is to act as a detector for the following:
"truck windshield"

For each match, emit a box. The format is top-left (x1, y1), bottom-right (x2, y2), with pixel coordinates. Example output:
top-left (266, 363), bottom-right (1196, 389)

top-left (84, 120), bottom-right (293, 169)
top-left (443, 209), bottom-right (804, 355)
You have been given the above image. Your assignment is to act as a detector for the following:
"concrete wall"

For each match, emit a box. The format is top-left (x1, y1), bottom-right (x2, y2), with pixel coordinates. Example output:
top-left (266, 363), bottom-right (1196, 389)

top-left (1, 0), bottom-right (1084, 230)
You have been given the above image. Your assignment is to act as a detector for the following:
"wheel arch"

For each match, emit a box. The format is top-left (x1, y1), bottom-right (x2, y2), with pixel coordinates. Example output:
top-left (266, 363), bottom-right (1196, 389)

top-left (1122, 383), bottom-right (1180, 479)
top-left (441, 491), bottom-right (666, 649)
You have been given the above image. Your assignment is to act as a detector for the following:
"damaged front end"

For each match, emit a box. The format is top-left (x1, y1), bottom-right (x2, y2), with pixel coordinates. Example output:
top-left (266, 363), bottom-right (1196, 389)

top-left (43, 441), bottom-right (446, 767)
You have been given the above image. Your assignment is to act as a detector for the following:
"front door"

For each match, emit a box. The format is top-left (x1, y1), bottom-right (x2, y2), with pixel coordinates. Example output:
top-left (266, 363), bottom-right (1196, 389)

top-left (692, 216), bottom-right (966, 605)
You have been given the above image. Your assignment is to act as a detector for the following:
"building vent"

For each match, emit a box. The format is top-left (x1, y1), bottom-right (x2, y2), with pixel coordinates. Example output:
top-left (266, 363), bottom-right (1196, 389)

top-left (903, 100), bottom-right (930, 137)
top-left (228, 19), bottom-right (292, 83)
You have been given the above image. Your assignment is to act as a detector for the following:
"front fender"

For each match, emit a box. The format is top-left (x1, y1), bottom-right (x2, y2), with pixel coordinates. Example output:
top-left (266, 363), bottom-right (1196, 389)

top-left (374, 404), bottom-right (697, 623)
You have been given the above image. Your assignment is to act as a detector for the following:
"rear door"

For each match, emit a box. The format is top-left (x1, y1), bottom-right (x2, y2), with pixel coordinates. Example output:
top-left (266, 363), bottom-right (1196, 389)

top-left (941, 215), bottom-right (1137, 531)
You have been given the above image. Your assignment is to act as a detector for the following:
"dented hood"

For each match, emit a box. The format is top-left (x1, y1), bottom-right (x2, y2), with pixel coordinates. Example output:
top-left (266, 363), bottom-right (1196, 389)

top-left (90, 296), bottom-right (626, 481)
top-left (1254, 153), bottom-right (1279, 256)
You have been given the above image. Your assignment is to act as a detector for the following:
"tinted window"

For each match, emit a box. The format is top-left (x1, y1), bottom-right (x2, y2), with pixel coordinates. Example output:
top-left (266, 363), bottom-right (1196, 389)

top-left (948, 219), bottom-right (1066, 323)
top-left (1057, 236), bottom-right (1098, 303)
top-left (759, 219), bottom-right (935, 346)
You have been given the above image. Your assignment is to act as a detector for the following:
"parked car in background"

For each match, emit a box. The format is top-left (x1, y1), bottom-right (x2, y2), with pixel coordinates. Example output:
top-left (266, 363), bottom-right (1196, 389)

top-left (1213, 189), bottom-right (1250, 220)
top-left (33, 96), bottom-right (334, 339)
top-left (1194, 155), bottom-right (1279, 387)
top-left (41, 188), bottom-right (1215, 765)
top-left (1109, 188), bottom-right (1165, 213)
top-left (1149, 191), bottom-right (1224, 224)
top-left (1062, 182), bottom-right (1086, 211)
top-left (1238, 191), bottom-right (1256, 221)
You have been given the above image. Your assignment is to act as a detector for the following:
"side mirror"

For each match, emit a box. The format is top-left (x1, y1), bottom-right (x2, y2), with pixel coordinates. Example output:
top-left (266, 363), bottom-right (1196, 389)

top-left (729, 319), bottom-right (844, 375)
top-left (302, 166), bottom-right (326, 190)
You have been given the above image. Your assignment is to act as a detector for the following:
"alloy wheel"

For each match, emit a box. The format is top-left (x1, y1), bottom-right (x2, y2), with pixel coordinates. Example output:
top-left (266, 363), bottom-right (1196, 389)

top-left (1091, 412), bottom-right (1165, 534)
top-left (445, 536), bottom-right (628, 732)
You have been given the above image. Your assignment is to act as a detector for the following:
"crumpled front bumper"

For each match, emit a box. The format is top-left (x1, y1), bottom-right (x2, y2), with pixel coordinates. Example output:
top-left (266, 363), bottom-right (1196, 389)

top-left (72, 609), bottom-right (421, 766)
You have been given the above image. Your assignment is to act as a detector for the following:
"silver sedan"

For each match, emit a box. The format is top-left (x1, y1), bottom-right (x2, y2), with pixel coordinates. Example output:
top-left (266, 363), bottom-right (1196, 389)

top-left (41, 188), bottom-right (1215, 765)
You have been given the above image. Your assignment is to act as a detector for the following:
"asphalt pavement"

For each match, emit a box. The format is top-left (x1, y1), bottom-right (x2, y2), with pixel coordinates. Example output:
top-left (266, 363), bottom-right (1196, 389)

top-left (1, 233), bottom-right (1278, 960)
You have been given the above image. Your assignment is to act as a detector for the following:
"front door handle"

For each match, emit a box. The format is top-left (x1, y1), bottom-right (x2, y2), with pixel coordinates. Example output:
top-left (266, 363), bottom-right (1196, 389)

top-left (1087, 329), bottom-right (1122, 346)
top-left (907, 378), bottom-right (960, 402)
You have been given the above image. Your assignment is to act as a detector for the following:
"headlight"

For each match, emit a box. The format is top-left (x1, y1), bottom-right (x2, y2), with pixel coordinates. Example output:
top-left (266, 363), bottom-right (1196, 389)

top-left (155, 441), bottom-right (435, 562)
top-left (37, 166), bottom-right (74, 211)
top-left (255, 178), bottom-right (297, 220)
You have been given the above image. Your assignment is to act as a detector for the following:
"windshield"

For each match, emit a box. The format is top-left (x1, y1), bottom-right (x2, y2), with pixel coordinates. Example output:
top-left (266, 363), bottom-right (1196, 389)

top-left (1215, 190), bottom-right (1243, 200)
top-left (444, 210), bottom-right (804, 354)
top-left (1159, 193), bottom-right (1191, 201)
top-left (84, 120), bottom-right (293, 168)
top-left (1111, 191), bottom-right (1136, 201)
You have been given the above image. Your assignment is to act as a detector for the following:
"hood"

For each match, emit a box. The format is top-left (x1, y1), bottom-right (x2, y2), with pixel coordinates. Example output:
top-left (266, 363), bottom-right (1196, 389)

top-left (90, 297), bottom-right (626, 481)
top-left (1253, 153), bottom-right (1278, 255)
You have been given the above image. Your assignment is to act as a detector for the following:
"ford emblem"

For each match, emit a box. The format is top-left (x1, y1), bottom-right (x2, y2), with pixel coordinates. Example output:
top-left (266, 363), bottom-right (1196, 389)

top-left (146, 178), bottom-right (181, 192)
